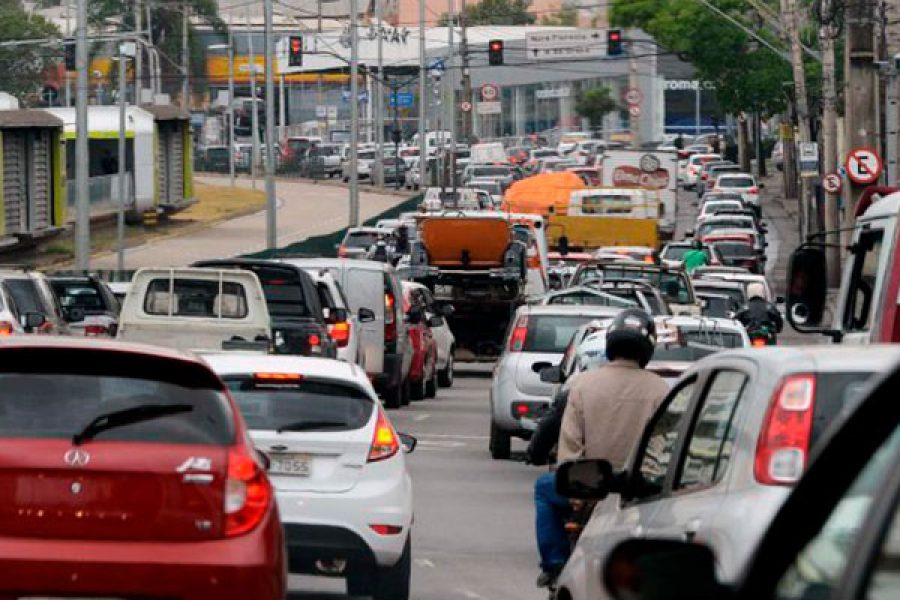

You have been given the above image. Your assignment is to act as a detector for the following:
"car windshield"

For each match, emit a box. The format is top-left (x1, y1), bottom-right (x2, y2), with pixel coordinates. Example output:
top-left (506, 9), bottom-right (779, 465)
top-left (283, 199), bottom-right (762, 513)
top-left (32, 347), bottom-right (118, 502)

top-left (472, 167), bottom-right (510, 177)
top-left (577, 267), bottom-right (692, 304)
top-left (547, 291), bottom-right (637, 308)
top-left (523, 315), bottom-right (603, 353)
top-left (344, 232), bottom-right (381, 248)
top-left (694, 284), bottom-right (746, 305)
top-left (718, 177), bottom-right (754, 188)
top-left (207, 148), bottom-right (229, 159)
top-left (223, 376), bottom-right (374, 432)
top-left (0, 349), bottom-right (233, 444)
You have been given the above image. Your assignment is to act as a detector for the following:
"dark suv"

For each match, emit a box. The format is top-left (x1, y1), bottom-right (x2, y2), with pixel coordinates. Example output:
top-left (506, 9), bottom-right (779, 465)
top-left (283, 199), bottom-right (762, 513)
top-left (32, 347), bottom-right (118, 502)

top-left (193, 259), bottom-right (336, 358)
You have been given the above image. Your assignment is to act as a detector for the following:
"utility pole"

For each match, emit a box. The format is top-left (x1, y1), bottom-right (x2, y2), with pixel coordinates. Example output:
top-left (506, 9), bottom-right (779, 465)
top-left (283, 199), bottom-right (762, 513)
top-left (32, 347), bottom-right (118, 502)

top-left (460, 0), bottom-right (472, 142)
top-left (74, 0), bottom-right (89, 270)
top-left (374, 0), bottom-right (384, 187)
top-left (264, 0), bottom-right (277, 250)
top-left (248, 10), bottom-right (259, 189)
top-left (446, 0), bottom-right (456, 189)
top-left (418, 0), bottom-right (427, 180)
top-left (182, 2), bottom-right (190, 109)
top-left (135, 0), bottom-right (142, 103)
top-left (349, 0), bottom-right (360, 227)
top-left (784, 0), bottom-right (812, 238)
top-left (228, 22), bottom-right (235, 185)
top-left (820, 2), bottom-right (841, 284)
top-left (628, 41), bottom-right (640, 148)
top-left (117, 43), bottom-right (134, 272)
top-left (884, 0), bottom-right (900, 185)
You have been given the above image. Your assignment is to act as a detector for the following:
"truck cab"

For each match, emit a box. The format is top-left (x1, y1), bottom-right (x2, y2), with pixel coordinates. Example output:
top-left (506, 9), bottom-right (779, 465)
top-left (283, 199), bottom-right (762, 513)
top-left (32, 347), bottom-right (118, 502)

top-left (787, 190), bottom-right (900, 344)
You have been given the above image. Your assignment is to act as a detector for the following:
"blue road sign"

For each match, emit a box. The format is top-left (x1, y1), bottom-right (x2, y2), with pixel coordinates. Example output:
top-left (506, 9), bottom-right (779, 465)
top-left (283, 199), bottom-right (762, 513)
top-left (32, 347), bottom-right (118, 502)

top-left (341, 90), bottom-right (369, 103)
top-left (390, 92), bottom-right (414, 108)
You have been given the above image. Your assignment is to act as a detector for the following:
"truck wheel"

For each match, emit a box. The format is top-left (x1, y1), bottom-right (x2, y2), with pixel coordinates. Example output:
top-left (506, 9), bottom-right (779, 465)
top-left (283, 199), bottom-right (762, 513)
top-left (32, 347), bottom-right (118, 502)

top-left (490, 422), bottom-right (511, 460)
top-left (438, 353), bottom-right (454, 388)
top-left (383, 383), bottom-right (403, 409)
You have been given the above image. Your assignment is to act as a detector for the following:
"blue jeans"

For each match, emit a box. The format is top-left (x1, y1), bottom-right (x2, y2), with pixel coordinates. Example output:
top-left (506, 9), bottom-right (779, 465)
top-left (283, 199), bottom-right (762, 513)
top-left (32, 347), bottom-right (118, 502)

top-left (534, 471), bottom-right (572, 571)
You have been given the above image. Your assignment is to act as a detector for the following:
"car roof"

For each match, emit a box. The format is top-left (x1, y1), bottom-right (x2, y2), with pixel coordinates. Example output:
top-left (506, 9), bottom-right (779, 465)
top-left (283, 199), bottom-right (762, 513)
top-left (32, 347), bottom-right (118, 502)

top-left (202, 352), bottom-right (371, 388)
top-left (283, 257), bottom-right (392, 273)
top-left (0, 336), bottom-right (204, 364)
top-left (701, 345), bottom-right (900, 374)
top-left (519, 304), bottom-right (624, 318)
top-left (691, 279), bottom-right (746, 290)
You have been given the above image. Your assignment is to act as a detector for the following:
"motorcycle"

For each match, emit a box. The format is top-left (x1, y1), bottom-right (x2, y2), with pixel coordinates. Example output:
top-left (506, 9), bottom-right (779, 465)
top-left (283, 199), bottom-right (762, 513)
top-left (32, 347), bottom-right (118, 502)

top-left (747, 323), bottom-right (777, 346)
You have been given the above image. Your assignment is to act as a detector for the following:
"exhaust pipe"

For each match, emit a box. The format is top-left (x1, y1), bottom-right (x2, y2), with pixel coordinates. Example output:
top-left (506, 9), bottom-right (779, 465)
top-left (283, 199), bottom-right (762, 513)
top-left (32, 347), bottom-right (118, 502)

top-left (315, 559), bottom-right (348, 575)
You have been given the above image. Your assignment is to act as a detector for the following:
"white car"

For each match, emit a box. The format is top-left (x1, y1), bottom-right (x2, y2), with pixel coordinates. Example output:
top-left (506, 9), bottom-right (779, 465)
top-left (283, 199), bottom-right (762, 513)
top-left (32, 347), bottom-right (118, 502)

top-left (683, 153), bottom-right (721, 189)
top-left (696, 199), bottom-right (745, 225)
top-left (304, 268), bottom-right (362, 365)
top-left (694, 270), bottom-right (778, 302)
top-left (203, 353), bottom-right (415, 600)
top-left (713, 173), bottom-right (760, 209)
top-left (342, 149), bottom-right (376, 181)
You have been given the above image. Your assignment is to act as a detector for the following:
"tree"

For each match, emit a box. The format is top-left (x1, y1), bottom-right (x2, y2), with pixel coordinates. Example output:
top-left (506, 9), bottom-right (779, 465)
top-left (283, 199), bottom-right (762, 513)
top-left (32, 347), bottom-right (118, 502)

top-left (575, 86), bottom-right (618, 130)
top-left (540, 5), bottom-right (578, 26)
top-left (439, 0), bottom-right (535, 26)
top-left (0, 0), bottom-right (59, 104)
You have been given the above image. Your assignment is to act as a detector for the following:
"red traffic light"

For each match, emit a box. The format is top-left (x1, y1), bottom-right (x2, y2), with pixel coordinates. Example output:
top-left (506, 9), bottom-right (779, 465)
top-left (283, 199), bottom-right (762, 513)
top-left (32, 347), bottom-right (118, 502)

top-left (609, 31), bottom-right (620, 41)
top-left (489, 41), bottom-right (502, 51)
top-left (291, 38), bottom-right (301, 52)
top-left (488, 39), bottom-right (504, 65)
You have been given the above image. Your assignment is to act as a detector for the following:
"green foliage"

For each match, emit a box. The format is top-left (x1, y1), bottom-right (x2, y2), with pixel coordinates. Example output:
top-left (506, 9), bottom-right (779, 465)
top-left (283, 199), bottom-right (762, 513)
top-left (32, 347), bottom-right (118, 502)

top-left (540, 5), bottom-right (578, 26)
top-left (0, 2), bottom-right (59, 104)
top-left (575, 86), bottom-right (618, 127)
top-left (611, 0), bottom-right (791, 116)
top-left (439, 0), bottom-right (536, 25)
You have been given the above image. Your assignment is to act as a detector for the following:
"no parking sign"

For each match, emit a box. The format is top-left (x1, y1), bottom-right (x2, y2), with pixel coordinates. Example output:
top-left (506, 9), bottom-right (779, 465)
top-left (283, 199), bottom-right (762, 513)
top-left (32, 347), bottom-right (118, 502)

top-left (845, 147), bottom-right (883, 185)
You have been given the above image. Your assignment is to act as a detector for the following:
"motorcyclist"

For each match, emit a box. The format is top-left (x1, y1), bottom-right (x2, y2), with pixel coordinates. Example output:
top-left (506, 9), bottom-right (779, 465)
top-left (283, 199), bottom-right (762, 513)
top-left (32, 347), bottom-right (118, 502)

top-left (532, 309), bottom-right (670, 588)
top-left (681, 239), bottom-right (709, 274)
top-left (735, 281), bottom-right (783, 338)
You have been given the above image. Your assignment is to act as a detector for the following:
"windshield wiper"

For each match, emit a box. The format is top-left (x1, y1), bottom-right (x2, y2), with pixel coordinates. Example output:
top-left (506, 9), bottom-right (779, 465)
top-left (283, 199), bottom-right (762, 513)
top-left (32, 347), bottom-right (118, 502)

top-left (277, 420), bottom-right (348, 433)
top-left (72, 404), bottom-right (193, 446)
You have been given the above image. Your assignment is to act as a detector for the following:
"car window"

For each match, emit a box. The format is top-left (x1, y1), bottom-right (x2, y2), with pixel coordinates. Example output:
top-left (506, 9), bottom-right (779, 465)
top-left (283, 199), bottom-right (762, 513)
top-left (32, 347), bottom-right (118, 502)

top-left (676, 370), bottom-right (748, 490)
top-left (811, 372), bottom-right (876, 445)
top-left (143, 278), bottom-right (249, 319)
top-left (4, 279), bottom-right (44, 314)
top-left (775, 425), bottom-right (900, 600)
top-left (864, 496), bottom-right (900, 600)
top-left (843, 229), bottom-right (884, 333)
top-left (524, 315), bottom-right (599, 353)
top-left (633, 379), bottom-right (697, 499)
top-left (51, 281), bottom-right (106, 312)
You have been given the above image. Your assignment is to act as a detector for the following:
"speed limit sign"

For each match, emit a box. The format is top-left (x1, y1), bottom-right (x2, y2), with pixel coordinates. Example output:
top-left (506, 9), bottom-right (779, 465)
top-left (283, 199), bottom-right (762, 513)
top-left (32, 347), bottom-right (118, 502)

top-left (460, 100), bottom-right (472, 112)
top-left (481, 83), bottom-right (499, 102)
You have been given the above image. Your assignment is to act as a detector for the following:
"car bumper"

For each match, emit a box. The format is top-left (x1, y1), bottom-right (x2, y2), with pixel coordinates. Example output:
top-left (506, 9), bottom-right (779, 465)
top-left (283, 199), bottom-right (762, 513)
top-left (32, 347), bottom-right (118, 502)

top-left (277, 467), bottom-right (412, 570)
top-left (491, 377), bottom-right (550, 433)
top-left (0, 510), bottom-right (285, 600)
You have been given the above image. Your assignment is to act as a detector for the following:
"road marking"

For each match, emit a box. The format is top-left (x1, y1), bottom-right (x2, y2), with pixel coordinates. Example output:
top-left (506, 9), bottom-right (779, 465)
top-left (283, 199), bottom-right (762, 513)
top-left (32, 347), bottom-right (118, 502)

top-left (418, 433), bottom-right (489, 440)
top-left (457, 588), bottom-right (488, 599)
top-left (414, 558), bottom-right (436, 568)
top-left (413, 413), bottom-right (431, 422)
top-left (417, 440), bottom-right (467, 448)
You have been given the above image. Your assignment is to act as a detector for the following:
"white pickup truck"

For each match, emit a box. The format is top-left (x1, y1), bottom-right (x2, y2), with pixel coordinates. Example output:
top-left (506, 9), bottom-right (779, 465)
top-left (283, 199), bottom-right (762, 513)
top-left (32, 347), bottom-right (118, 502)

top-left (117, 268), bottom-right (271, 352)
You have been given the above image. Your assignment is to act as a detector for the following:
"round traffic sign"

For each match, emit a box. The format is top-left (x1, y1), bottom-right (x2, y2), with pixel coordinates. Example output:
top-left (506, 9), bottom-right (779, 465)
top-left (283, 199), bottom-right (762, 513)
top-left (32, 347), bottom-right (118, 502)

top-left (481, 84), bottom-right (499, 102)
top-left (623, 87), bottom-right (643, 106)
top-left (845, 147), bottom-right (883, 185)
top-left (822, 172), bottom-right (842, 194)
top-left (460, 100), bottom-right (472, 112)
top-left (639, 153), bottom-right (660, 173)
top-left (628, 104), bottom-right (641, 117)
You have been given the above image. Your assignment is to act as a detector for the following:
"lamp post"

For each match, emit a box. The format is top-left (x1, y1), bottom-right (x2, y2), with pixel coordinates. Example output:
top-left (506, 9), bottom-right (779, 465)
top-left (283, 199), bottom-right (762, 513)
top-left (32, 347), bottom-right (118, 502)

top-left (209, 40), bottom-right (235, 186)
top-left (113, 43), bottom-right (136, 272)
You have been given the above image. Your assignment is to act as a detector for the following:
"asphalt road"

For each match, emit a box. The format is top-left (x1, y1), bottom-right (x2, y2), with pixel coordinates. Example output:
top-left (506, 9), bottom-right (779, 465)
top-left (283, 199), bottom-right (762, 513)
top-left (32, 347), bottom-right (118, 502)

top-left (288, 371), bottom-right (545, 600)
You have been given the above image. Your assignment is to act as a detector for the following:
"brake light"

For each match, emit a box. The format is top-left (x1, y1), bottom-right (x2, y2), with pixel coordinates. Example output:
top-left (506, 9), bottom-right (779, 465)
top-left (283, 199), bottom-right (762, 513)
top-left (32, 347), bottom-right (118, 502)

top-left (224, 449), bottom-right (272, 536)
top-left (367, 408), bottom-right (400, 462)
top-left (338, 246), bottom-right (349, 258)
top-left (508, 315), bottom-right (529, 352)
top-left (748, 186), bottom-right (759, 194)
top-left (369, 524), bottom-right (403, 535)
top-left (309, 333), bottom-right (321, 348)
top-left (328, 320), bottom-right (351, 347)
top-left (754, 374), bottom-right (816, 486)
top-left (0, 322), bottom-right (12, 336)
top-left (384, 292), bottom-right (397, 344)
top-left (751, 337), bottom-right (767, 348)
top-left (83, 324), bottom-right (108, 337)
top-left (254, 372), bottom-right (303, 381)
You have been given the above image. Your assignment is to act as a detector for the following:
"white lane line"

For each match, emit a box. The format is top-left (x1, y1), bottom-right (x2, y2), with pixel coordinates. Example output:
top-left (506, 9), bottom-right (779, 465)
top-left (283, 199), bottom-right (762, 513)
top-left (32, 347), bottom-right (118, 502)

top-left (457, 588), bottom-right (488, 599)
top-left (417, 440), bottom-right (467, 448)
top-left (414, 558), bottom-right (436, 568)
top-left (418, 433), bottom-right (489, 440)
top-left (413, 414), bottom-right (431, 422)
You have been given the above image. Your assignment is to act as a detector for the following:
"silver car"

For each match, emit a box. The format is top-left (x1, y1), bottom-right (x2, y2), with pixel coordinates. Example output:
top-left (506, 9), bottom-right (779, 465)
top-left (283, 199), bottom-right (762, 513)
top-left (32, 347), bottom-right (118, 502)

top-left (553, 345), bottom-right (900, 600)
top-left (489, 304), bottom-right (624, 459)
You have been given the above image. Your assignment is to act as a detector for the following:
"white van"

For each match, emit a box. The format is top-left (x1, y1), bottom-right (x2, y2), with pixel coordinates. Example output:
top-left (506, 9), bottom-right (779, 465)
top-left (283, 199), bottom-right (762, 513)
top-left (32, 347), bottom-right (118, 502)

top-left (117, 268), bottom-right (271, 352)
top-left (280, 258), bottom-right (412, 408)
top-left (410, 131), bottom-right (453, 156)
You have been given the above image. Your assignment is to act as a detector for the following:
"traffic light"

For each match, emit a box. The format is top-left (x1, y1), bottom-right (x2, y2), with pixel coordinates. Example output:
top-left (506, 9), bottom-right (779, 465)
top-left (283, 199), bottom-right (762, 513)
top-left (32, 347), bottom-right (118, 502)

top-left (607, 29), bottom-right (623, 56)
top-left (288, 35), bottom-right (303, 67)
top-left (488, 39), bottom-right (503, 66)
top-left (64, 39), bottom-right (75, 70)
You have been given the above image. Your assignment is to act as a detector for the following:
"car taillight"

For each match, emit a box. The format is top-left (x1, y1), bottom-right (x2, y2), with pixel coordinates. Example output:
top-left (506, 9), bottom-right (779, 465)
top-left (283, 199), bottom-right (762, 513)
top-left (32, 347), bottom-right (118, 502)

top-left (84, 324), bottom-right (108, 337)
top-left (702, 173), bottom-right (708, 180)
top-left (755, 374), bottom-right (816, 486)
top-left (338, 246), bottom-right (349, 258)
top-left (751, 337), bottom-right (767, 348)
top-left (328, 320), bottom-right (351, 347)
top-left (748, 186), bottom-right (759, 194)
top-left (368, 408), bottom-right (400, 462)
top-left (224, 449), bottom-right (272, 537)
top-left (0, 322), bottom-right (13, 336)
top-left (384, 292), bottom-right (397, 343)
top-left (508, 315), bottom-right (529, 352)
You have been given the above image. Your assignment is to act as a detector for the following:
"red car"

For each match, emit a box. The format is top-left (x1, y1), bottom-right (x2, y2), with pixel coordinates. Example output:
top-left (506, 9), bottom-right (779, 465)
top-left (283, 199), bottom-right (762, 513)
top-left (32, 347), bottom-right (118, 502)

top-left (402, 282), bottom-right (438, 401)
top-left (0, 337), bottom-right (286, 599)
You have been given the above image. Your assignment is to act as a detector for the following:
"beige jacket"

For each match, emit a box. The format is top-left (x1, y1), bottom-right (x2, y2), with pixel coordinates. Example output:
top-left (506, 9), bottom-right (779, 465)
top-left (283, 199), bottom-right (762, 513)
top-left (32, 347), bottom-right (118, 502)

top-left (558, 360), bottom-right (670, 467)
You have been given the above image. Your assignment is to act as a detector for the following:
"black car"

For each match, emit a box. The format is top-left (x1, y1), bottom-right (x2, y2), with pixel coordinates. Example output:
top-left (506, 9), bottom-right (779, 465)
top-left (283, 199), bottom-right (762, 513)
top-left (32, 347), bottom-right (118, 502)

top-left (192, 259), bottom-right (336, 358)
top-left (49, 274), bottom-right (121, 336)
top-left (199, 146), bottom-right (230, 173)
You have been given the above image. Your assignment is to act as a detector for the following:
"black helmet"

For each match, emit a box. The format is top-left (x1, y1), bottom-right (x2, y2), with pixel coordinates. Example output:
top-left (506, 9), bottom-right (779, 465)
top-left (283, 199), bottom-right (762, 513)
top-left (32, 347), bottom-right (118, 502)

top-left (605, 309), bottom-right (657, 367)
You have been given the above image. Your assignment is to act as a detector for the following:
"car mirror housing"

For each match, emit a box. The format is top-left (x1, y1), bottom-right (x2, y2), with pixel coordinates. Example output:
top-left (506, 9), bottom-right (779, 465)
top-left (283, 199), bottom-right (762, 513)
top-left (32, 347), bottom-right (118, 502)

top-left (555, 458), bottom-right (619, 500)
top-left (358, 307), bottom-right (376, 323)
top-left (398, 433), bottom-right (417, 453)
top-left (786, 245), bottom-right (828, 329)
top-left (603, 539), bottom-right (726, 600)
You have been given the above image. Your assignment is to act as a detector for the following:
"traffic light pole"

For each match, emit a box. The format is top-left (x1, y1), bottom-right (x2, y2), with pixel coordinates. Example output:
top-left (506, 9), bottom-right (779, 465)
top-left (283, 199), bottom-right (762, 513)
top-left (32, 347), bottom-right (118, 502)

top-left (264, 0), bottom-right (277, 251)
top-left (418, 0), bottom-right (427, 182)
top-left (74, 0), bottom-right (89, 270)
top-left (349, 0), bottom-right (360, 227)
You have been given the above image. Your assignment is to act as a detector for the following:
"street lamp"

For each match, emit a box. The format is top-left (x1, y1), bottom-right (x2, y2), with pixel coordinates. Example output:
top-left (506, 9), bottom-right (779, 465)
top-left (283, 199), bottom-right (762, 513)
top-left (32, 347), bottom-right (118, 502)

top-left (209, 40), bottom-right (236, 186)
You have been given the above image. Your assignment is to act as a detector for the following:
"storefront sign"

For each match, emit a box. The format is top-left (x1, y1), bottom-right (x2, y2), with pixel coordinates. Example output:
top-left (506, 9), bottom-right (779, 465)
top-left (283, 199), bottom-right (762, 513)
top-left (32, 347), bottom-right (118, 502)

top-left (535, 87), bottom-right (571, 99)
top-left (611, 165), bottom-right (670, 190)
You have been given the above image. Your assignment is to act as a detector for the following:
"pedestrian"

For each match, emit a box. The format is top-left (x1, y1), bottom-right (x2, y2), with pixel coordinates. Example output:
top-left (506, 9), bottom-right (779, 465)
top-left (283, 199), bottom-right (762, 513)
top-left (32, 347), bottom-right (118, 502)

top-left (674, 133), bottom-right (684, 150)
top-left (681, 239), bottom-right (709, 274)
top-left (532, 309), bottom-right (669, 588)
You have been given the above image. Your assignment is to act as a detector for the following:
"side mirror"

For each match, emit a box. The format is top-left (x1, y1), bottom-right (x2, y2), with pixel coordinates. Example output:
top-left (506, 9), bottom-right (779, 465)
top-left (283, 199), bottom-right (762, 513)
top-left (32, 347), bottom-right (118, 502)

top-left (398, 432), bottom-right (417, 453)
top-left (787, 246), bottom-right (828, 329)
top-left (65, 307), bottom-right (85, 323)
top-left (358, 307), bottom-right (376, 323)
top-left (603, 539), bottom-right (724, 600)
top-left (406, 306), bottom-right (424, 325)
top-left (22, 311), bottom-right (46, 331)
top-left (428, 314), bottom-right (444, 328)
top-left (555, 458), bottom-right (619, 500)
top-left (531, 360), bottom-right (553, 374)
top-left (540, 365), bottom-right (562, 384)
top-left (558, 235), bottom-right (570, 256)
top-left (325, 307), bottom-right (349, 324)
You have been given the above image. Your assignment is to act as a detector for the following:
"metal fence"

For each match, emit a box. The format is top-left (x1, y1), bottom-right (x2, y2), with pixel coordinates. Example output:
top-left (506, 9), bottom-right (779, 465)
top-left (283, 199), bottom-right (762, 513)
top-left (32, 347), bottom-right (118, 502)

top-left (66, 173), bottom-right (134, 220)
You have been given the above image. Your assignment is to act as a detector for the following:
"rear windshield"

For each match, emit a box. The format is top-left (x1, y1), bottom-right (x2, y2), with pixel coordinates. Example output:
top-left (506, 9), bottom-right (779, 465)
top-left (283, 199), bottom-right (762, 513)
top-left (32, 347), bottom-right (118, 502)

top-left (652, 334), bottom-right (743, 361)
top-left (662, 246), bottom-right (691, 260)
top-left (716, 242), bottom-right (756, 257)
top-left (143, 278), bottom-right (249, 319)
top-left (0, 350), bottom-right (233, 444)
top-left (345, 232), bottom-right (381, 248)
top-left (694, 285), bottom-right (746, 305)
top-left (698, 220), bottom-right (754, 236)
top-left (224, 376), bottom-right (373, 432)
top-left (253, 268), bottom-right (311, 318)
top-left (547, 292), bottom-right (636, 308)
top-left (811, 372), bottom-right (876, 445)
top-left (718, 177), bottom-right (754, 188)
top-left (51, 281), bottom-right (111, 314)
top-left (701, 296), bottom-right (738, 318)
top-left (472, 166), bottom-right (510, 177)
top-left (577, 267), bottom-right (692, 304)
top-left (5, 279), bottom-right (43, 314)
top-left (524, 315), bottom-right (600, 353)
top-left (359, 151), bottom-right (376, 160)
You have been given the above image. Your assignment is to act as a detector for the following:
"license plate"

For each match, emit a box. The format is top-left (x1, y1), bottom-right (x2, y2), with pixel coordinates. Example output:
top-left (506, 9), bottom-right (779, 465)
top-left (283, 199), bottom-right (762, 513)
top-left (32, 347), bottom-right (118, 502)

top-left (269, 453), bottom-right (312, 477)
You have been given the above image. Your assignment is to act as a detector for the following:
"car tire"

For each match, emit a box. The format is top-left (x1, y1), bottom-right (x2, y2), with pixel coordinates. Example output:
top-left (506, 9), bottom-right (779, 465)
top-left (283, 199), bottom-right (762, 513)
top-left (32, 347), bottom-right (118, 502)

top-left (490, 421), bottom-right (511, 460)
top-left (425, 362), bottom-right (438, 399)
top-left (383, 383), bottom-right (403, 409)
top-left (409, 375), bottom-right (426, 401)
top-left (438, 352), bottom-right (454, 388)
top-left (348, 537), bottom-right (411, 600)
top-left (401, 378), bottom-right (411, 406)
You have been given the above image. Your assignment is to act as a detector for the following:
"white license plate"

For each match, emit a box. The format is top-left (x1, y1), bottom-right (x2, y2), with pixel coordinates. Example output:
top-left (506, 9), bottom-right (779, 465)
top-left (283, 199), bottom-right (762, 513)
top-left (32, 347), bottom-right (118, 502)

top-left (269, 453), bottom-right (312, 477)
